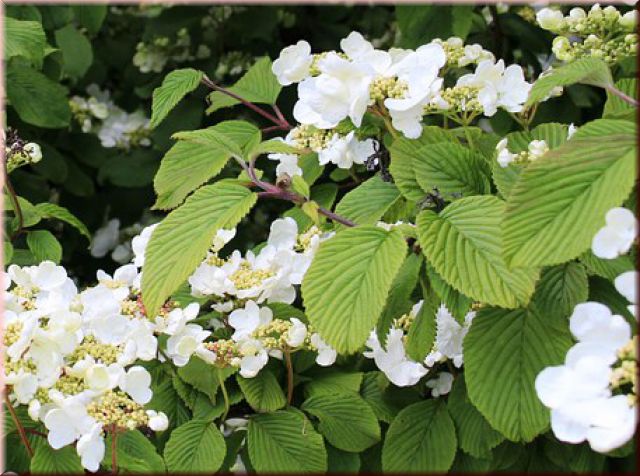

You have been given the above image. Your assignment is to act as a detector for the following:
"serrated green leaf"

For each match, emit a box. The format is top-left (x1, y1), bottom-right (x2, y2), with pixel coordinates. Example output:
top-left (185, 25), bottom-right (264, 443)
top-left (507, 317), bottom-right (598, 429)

top-left (54, 24), bottom-right (93, 79)
top-left (335, 175), bottom-right (402, 227)
top-left (5, 17), bottom-right (46, 65)
top-left (405, 279), bottom-right (438, 362)
top-left (304, 370), bottom-right (363, 398)
top-left (532, 262), bottom-right (589, 318)
top-left (302, 393), bottom-right (380, 452)
top-left (237, 370), bottom-right (286, 413)
top-left (164, 420), bottom-right (226, 473)
top-left (151, 68), bottom-right (203, 128)
top-left (34, 202), bottom-right (90, 240)
top-left (26, 230), bottom-right (62, 263)
top-left (302, 226), bottom-right (407, 353)
top-left (359, 371), bottom-right (400, 423)
top-left (251, 139), bottom-right (301, 156)
top-left (206, 57), bottom-right (282, 114)
top-left (103, 430), bottom-right (166, 473)
top-left (527, 58), bottom-right (613, 106)
top-left (503, 119), bottom-right (636, 268)
top-left (580, 250), bottom-right (635, 281)
top-left (464, 306), bottom-right (573, 442)
top-left (149, 378), bottom-right (190, 430)
top-left (142, 182), bottom-right (257, 316)
top-left (425, 263), bottom-right (472, 324)
top-left (153, 121), bottom-right (260, 210)
top-left (247, 410), bottom-right (327, 473)
top-left (382, 400), bottom-right (457, 472)
top-left (603, 78), bottom-right (637, 120)
top-left (30, 444), bottom-right (84, 474)
top-left (417, 196), bottom-right (539, 308)
top-left (177, 357), bottom-right (235, 403)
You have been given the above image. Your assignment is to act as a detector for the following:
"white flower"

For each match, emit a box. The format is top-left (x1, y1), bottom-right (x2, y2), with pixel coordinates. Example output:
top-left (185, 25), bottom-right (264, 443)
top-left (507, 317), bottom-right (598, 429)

top-left (364, 328), bottom-right (428, 387)
top-left (318, 132), bottom-right (376, 169)
top-left (424, 305), bottom-right (474, 368)
top-left (536, 8), bottom-right (565, 30)
top-left (6, 370), bottom-right (38, 404)
top-left (83, 361), bottom-right (124, 394)
top-left (567, 123), bottom-right (578, 139)
top-left (90, 219), bottom-right (121, 258)
top-left (286, 318), bottom-right (307, 347)
top-left (272, 40), bottom-right (314, 86)
top-left (237, 339), bottom-right (269, 378)
top-left (620, 10), bottom-right (637, 30)
top-left (146, 410), bottom-right (169, 431)
top-left (457, 59), bottom-right (531, 116)
top-left (340, 31), bottom-right (392, 75)
top-left (43, 394), bottom-right (96, 449)
top-left (24, 142), bottom-right (43, 163)
top-left (228, 301), bottom-right (273, 342)
top-left (591, 207), bottom-right (636, 259)
top-left (119, 366), bottom-right (153, 404)
top-left (76, 423), bottom-right (105, 472)
top-left (268, 218), bottom-right (299, 251)
top-left (495, 138), bottom-right (516, 168)
top-left (614, 271), bottom-right (637, 317)
top-left (131, 223), bottom-right (158, 267)
top-left (212, 228), bottom-right (237, 253)
top-left (269, 153), bottom-right (302, 177)
top-left (311, 333), bottom-right (337, 366)
top-left (569, 302), bottom-right (631, 353)
top-left (166, 325), bottom-right (211, 367)
top-left (425, 372), bottom-right (454, 397)
top-left (527, 139), bottom-right (549, 161)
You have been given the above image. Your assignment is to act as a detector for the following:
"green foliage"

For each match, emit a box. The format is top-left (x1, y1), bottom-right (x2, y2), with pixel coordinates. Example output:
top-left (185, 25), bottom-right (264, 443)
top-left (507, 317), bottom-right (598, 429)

top-left (164, 420), bottom-right (227, 473)
top-left (238, 370), bottom-right (287, 413)
top-left (54, 24), bottom-right (93, 79)
top-left (31, 444), bottom-right (84, 474)
top-left (334, 175), bottom-right (402, 226)
top-left (26, 230), bottom-right (62, 263)
top-left (396, 5), bottom-right (474, 48)
top-left (4, 17), bottom-right (46, 65)
top-left (34, 203), bottom-right (90, 239)
top-left (151, 68), bottom-right (203, 128)
top-left (103, 430), bottom-right (166, 473)
top-left (532, 262), bottom-right (589, 318)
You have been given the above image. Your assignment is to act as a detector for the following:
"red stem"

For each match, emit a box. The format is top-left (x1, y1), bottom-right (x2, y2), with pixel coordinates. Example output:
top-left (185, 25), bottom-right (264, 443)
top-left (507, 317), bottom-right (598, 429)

top-left (4, 393), bottom-right (34, 457)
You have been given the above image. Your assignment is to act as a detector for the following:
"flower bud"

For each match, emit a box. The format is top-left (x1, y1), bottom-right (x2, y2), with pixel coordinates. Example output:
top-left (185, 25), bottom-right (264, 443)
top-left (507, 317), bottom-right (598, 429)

top-left (537, 8), bottom-right (565, 31)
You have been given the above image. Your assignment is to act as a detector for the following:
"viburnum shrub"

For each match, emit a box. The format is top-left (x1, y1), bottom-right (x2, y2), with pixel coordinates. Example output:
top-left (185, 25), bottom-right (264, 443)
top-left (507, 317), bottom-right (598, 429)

top-left (3, 3), bottom-right (638, 474)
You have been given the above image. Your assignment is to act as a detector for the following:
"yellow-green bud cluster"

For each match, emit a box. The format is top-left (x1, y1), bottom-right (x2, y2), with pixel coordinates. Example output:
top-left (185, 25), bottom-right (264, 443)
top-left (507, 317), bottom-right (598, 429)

top-left (309, 52), bottom-right (348, 76)
top-left (425, 86), bottom-right (481, 114)
top-left (393, 313), bottom-right (415, 332)
top-left (369, 77), bottom-right (408, 101)
top-left (611, 336), bottom-right (637, 406)
top-left (4, 358), bottom-right (36, 375)
top-left (252, 319), bottom-right (310, 349)
top-left (432, 38), bottom-right (494, 68)
top-left (552, 33), bottom-right (637, 64)
top-left (289, 124), bottom-right (333, 151)
top-left (517, 6), bottom-right (537, 23)
top-left (86, 391), bottom-right (149, 430)
top-left (68, 336), bottom-right (122, 365)
top-left (54, 374), bottom-right (88, 396)
top-left (203, 339), bottom-right (242, 367)
top-left (230, 263), bottom-right (275, 291)
top-left (295, 226), bottom-right (321, 253)
top-left (4, 322), bottom-right (24, 347)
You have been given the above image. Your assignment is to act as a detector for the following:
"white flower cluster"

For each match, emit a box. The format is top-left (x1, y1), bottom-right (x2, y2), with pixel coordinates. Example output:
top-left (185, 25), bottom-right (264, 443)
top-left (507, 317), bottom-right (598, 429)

top-left (4, 261), bottom-right (169, 472)
top-left (70, 85), bottom-right (152, 150)
top-left (592, 207), bottom-right (636, 260)
top-left (495, 138), bottom-right (549, 168)
top-left (133, 28), bottom-right (211, 74)
top-left (90, 218), bottom-right (148, 264)
top-left (364, 302), bottom-right (474, 390)
top-left (537, 4), bottom-right (637, 64)
top-left (535, 302), bottom-right (637, 453)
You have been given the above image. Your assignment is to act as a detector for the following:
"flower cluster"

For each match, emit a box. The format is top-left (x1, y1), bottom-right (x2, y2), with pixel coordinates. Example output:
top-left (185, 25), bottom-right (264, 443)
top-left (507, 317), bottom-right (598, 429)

top-left (364, 302), bottom-right (475, 390)
top-left (4, 128), bottom-right (42, 173)
top-left (536, 4), bottom-right (637, 64)
top-left (133, 28), bottom-right (211, 74)
top-left (90, 217), bottom-right (151, 264)
top-left (70, 85), bottom-right (152, 150)
top-left (495, 138), bottom-right (549, 168)
top-left (591, 207), bottom-right (636, 260)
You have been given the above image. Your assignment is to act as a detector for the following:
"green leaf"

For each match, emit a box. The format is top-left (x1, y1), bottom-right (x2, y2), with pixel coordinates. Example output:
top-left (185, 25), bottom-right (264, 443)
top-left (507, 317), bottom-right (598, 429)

top-left (72, 5), bottom-right (107, 34)
top-left (389, 126), bottom-right (455, 201)
top-left (464, 305), bottom-right (573, 442)
top-left (153, 121), bottom-right (260, 210)
top-left (54, 24), bottom-right (93, 79)
top-left (5, 195), bottom-right (42, 228)
top-left (34, 203), bottom-right (90, 240)
top-left (142, 182), bottom-right (257, 316)
top-left (177, 357), bottom-right (235, 403)
top-left (327, 444), bottom-right (361, 473)
top-left (31, 444), bottom-right (84, 474)
top-left (405, 279), bottom-right (438, 362)
top-left (304, 370), bottom-right (363, 398)
top-left (413, 142), bottom-right (491, 198)
top-left (580, 250), bottom-right (635, 281)
top-left (417, 196), bottom-right (539, 308)
top-left (603, 78), bottom-right (637, 120)
top-left (302, 226), bottom-right (407, 353)
top-left (396, 5), bottom-right (474, 48)
top-left (103, 430), bottom-right (166, 473)
top-left (247, 410), bottom-right (327, 473)
top-left (250, 139), bottom-right (300, 156)
top-left (359, 371), bottom-right (402, 423)
top-left (26, 230), bottom-right (62, 263)
top-left (164, 420), bottom-right (226, 473)
top-left (4, 241), bottom-right (14, 263)
top-left (532, 262), bottom-right (589, 318)
top-left (237, 370), bottom-right (286, 413)
top-left (302, 393), bottom-right (381, 452)
top-left (7, 64), bottom-right (71, 128)
top-left (151, 68), bottom-right (203, 128)
top-left (382, 400), bottom-right (457, 472)
top-left (206, 57), bottom-right (282, 114)
top-left (503, 119), bottom-right (636, 268)
top-left (149, 379), bottom-right (190, 430)
top-left (447, 375), bottom-right (505, 458)
top-left (335, 175), bottom-right (402, 227)
top-left (425, 263), bottom-right (472, 324)
top-left (4, 17), bottom-right (46, 65)
top-left (527, 58), bottom-right (613, 107)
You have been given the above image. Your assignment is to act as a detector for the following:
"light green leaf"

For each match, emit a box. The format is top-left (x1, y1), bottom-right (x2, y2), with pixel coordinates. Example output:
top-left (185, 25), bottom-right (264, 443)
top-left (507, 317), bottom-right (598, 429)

top-left (250, 139), bottom-right (300, 156)
top-left (382, 400), bottom-right (457, 472)
top-left (447, 375), bottom-right (505, 459)
top-left (34, 203), bottom-right (90, 240)
top-left (7, 64), bottom-right (71, 128)
top-left (237, 370), bottom-right (286, 413)
top-left (172, 128), bottom-right (244, 160)
top-left (151, 68), bottom-right (203, 128)
top-left (5, 195), bottom-right (42, 228)
top-left (26, 230), bottom-right (62, 263)
top-left (503, 119), bottom-right (636, 268)
top-left (103, 430), bottom-right (166, 473)
top-left (4, 17), bottom-right (46, 65)
top-left (417, 196), bottom-right (539, 308)
top-left (335, 175), bottom-right (402, 227)
top-left (153, 121), bottom-right (260, 210)
top-left (527, 58), bottom-right (613, 107)
top-left (54, 24), bottom-right (93, 79)
top-left (304, 370), bottom-right (363, 399)
top-left (164, 420), bottom-right (226, 473)
top-left (31, 444), bottom-right (84, 474)
top-left (247, 410), bottom-right (327, 473)
top-left (302, 226), bottom-right (407, 353)
top-left (206, 57), bottom-right (282, 114)
top-left (302, 393), bottom-right (380, 452)
top-left (142, 182), bottom-right (257, 316)
top-left (603, 78), bottom-right (637, 120)
top-left (464, 305), bottom-right (573, 442)
top-left (532, 262), bottom-right (589, 318)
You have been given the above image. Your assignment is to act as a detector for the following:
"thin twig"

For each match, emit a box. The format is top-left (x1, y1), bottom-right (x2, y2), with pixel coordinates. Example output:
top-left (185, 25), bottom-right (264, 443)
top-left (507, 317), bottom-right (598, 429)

top-left (217, 368), bottom-right (230, 422)
top-left (605, 84), bottom-right (639, 107)
top-left (284, 349), bottom-right (294, 405)
top-left (5, 393), bottom-right (34, 457)
top-left (4, 164), bottom-right (24, 241)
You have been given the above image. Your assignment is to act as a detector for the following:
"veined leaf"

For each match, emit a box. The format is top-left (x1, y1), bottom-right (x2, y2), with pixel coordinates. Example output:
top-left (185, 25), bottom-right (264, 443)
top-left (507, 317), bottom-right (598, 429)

top-left (335, 175), bottom-right (402, 227)
top-left (206, 57), bottom-right (282, 114)
top-left (142, 182), bottom-right (257, 316)
top-left (603, 78), bottom-right (637, 120)
top-left (532, 262), bottom-right (588, 318)
top-left (151, 68), bottom-right (203, 128)
top-left (4, 17), bottom-right (46, 65)
top-left (31, 445), bottom-right (84, 474)
top-left (580, 250), bottom-right (635, 281)
top-left (34, 202), bottom-right (90, 240)
top-left (54, 25), bottom-right (93, 79)
top-left (153, 121), bottom-right (260, 210)
top-left (464, 305), bottom-right (573, 442)
top-left (103, 430), bottom-right (165, 473)
top-left (417, 196), bottom-right (539, 308)
top-left (302, 226), bottom-right (407, 353)
top-left (164, 420), bottom-right (226, 473)
top-left (26, 230), bottom-right (62, 263)
top-left (304, 370), bottom-right (363, 399)
top-left (237, 370), bottom-right (286, 413)
top-left (503, 119), bottom-right (636, 268)
top-left (302, 393), bottom-right (381, 452)
top-left (382, 400), bottom-right (457, 472)
top-left (405, 278), bottom-right (438, 362)
top-left (425, 263), bottom-right (472, 325)
top-left (247, 410), bottom-right (327, 473)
